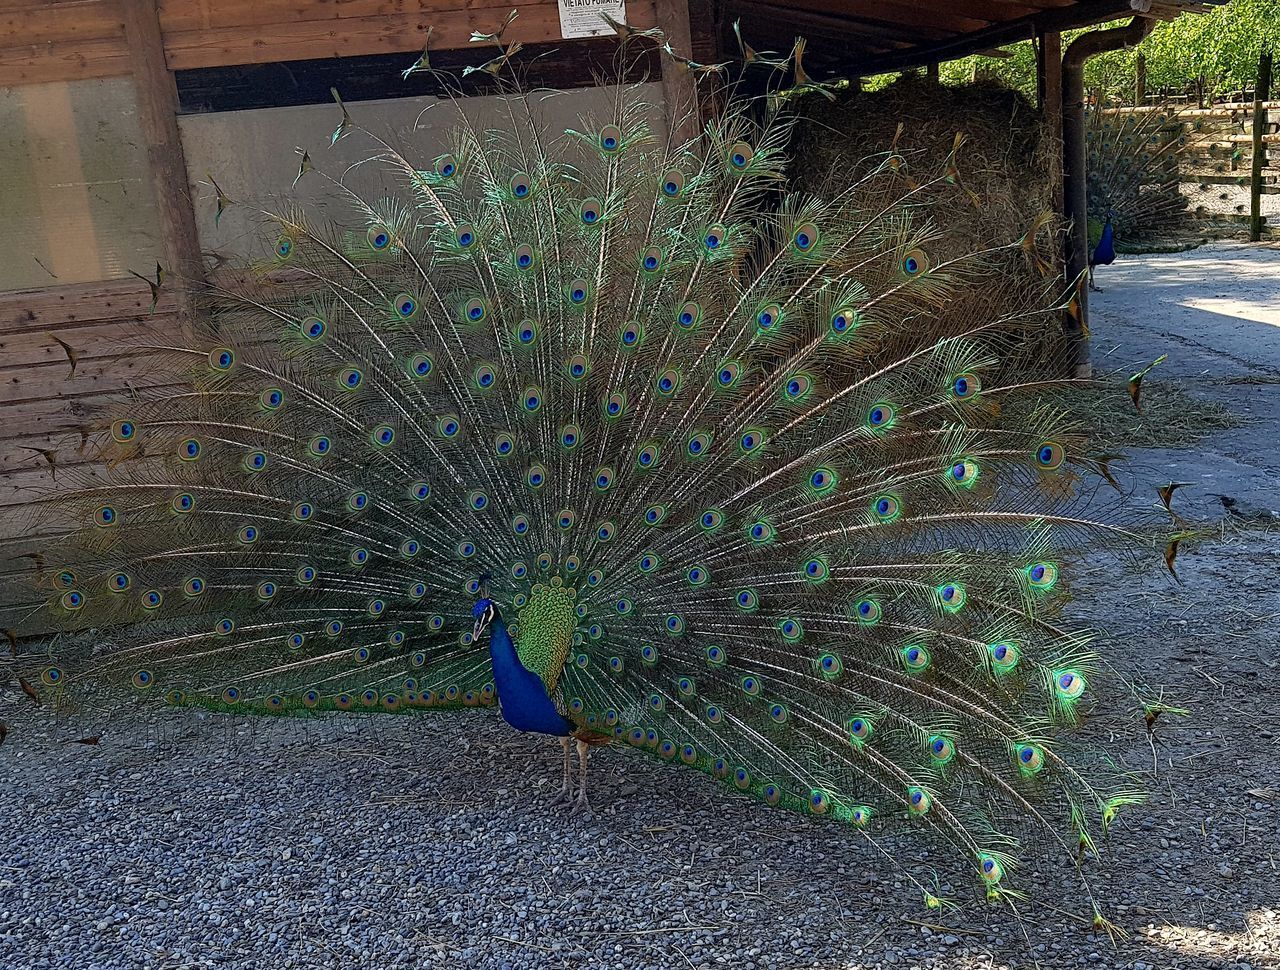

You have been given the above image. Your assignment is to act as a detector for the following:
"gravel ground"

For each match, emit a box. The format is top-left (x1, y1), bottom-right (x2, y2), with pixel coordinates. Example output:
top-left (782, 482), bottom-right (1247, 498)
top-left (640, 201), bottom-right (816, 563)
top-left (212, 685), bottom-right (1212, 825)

top-left (2, 244), bottom-right (1279, 970)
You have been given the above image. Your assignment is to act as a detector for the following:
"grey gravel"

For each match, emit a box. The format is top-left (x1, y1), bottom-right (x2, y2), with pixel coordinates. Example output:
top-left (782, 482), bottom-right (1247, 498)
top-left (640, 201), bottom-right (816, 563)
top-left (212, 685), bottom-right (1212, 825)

top-left (2, 247), bottom-right (1279, 969)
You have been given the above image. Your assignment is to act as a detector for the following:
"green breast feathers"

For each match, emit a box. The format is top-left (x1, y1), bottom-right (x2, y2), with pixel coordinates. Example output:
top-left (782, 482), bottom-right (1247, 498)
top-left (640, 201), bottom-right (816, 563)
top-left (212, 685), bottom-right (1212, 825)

top-left (515, 583), bottom-right (578, 692)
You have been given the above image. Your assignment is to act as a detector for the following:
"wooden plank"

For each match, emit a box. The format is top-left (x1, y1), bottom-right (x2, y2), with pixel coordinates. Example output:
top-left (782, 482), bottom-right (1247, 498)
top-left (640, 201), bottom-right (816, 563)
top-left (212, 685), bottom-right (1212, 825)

top-left (0, 36), bottom-right (130, 85)
top-left (0, 1), bottom-right (124, 45)
top-left (745, 3), bottom-right (954, 44)
top-left (0, 383), bottom-right (180, 441)
top-left (0, 429), bottom-right (103, 475)
top-left (1038, 30), bottom-right (1062, 218)
top-left (0, 279), bottom-right (175, 334)
top-left (1100, 101), bottom-right (1280, 115)
top-left (162, 2), bottom-right (659, 69)
top-left (0, 465), bottom-right (116, 544)
top-left (0, 351), bottom-right (178, 406)
top-left (157, 0), bottom-right (553, 33)
top-left (0, 0), bottom-right (117, 10)
top-left (0, 314), bottom-right (178, 370)
top-left (0, 1), bottom-right (657, 83)
top-left (1193, 173), bottom-right (1276, 185)
top-left (123, 0), bottom-right (203, 330)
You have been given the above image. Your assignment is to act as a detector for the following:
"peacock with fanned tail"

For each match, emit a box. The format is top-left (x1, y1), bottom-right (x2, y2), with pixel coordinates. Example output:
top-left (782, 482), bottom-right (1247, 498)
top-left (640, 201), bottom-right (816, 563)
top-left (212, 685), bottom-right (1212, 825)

top-left (1085, 101), bottom-right (1209, 289)
top-left (14, 34), bottom-right (1155, 911)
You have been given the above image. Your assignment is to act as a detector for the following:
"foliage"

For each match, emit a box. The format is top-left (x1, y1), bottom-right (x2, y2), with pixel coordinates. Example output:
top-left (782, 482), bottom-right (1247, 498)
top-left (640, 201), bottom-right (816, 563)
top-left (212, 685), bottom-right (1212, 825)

top-left (915, 0), bottom-right (1280, 102)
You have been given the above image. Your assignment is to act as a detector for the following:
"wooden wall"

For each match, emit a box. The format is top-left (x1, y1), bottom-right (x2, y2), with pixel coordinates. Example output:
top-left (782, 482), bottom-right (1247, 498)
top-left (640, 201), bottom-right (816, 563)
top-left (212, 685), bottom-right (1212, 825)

top-left (0, 280), bottom-right (179, 542)
top-left (0, 0), bottom-right (674, 561)
top-left (0, 0), bottom-right (660, 85)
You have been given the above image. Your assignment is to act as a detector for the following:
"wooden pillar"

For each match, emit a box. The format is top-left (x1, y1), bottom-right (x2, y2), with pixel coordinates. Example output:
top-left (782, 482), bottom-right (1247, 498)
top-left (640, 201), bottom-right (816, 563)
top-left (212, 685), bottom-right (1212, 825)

top-left (1134, 53), bottom-right (1146, 106)
top-left (925, 62), bottom-right (939, 83)
top-left (1037, 32), bottom-right (1064, 218)
top-left (656, 0), bottom-right (700, 143)
top-left (121, 0), bottom-right (202, 330)
top-left (1251, 52), bottom-right (1273, 242)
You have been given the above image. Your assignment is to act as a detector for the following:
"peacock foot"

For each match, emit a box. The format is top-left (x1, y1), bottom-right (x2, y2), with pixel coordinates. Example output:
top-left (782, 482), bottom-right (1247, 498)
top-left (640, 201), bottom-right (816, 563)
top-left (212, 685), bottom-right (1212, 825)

top-left (569, 793), bottom-right (592, 817)
top-left (549, 785), bottom-right (573, 807)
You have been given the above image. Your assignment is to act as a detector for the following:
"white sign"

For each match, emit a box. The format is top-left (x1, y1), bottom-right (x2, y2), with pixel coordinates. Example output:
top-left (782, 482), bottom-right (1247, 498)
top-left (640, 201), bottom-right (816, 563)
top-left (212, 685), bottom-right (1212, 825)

top-left (557, 0), bottom-right (626, 40)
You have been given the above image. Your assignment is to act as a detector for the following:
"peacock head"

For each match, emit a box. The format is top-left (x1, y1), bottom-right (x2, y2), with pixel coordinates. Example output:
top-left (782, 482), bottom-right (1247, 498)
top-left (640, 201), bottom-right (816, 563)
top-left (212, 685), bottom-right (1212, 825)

top-left (472, 598), bottom-right (499, 642)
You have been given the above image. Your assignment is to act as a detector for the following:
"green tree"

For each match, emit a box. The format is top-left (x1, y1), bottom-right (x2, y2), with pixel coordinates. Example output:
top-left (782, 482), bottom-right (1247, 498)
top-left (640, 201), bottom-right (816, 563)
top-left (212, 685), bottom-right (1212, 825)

top-left (927, 0), bottom-right (1278, 101)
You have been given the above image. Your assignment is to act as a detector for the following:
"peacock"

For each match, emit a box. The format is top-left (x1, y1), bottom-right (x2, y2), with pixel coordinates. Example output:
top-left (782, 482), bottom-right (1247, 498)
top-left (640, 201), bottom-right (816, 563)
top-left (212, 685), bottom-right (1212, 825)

top-left (11, 28), bottom-right (1157, 914)
top-left (1085, 101), bottom-right (1208, 273)
top-left (1088, 210), bottom-right (1116, 292)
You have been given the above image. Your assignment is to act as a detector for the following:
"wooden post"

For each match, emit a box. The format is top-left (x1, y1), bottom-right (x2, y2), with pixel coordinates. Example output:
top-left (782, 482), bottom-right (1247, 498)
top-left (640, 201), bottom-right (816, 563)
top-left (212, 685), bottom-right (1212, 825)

top-left (1251, 51), bottom-right (1273, 242)
top-left (121, 0), bottom-right (203, 331)
top-left (1134, 53), bottom-right (1146, 106)
top-left (656, 0), bottom-right (700, 144)
top-left (1038, 32), bottom-right (1064, 218)
top-left (925, 62), bottom-right (939, 83)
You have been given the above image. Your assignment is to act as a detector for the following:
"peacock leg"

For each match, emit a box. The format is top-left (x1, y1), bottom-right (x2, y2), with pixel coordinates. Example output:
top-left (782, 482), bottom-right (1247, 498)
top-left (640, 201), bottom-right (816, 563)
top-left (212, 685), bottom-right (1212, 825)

top-left (570, 738), bottom-right (592, 816)
top-left (550, 736), bottom-right (573, 805)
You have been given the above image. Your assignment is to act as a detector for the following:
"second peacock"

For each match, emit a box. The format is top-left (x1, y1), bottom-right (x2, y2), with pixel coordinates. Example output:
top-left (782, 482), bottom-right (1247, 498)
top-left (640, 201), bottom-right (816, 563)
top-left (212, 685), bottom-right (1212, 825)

top-left (18, 53), bottom-right (1148, 911)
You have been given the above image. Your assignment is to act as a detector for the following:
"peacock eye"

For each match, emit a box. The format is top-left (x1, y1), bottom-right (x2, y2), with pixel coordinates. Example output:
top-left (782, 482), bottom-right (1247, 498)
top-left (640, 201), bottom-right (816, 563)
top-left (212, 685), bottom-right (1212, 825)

top-left (792, 222), bottom-right (818, 252)
top-left (902, 248), bottom-right (928, 276)
top-left (600, 125), bottom-right (623, 152)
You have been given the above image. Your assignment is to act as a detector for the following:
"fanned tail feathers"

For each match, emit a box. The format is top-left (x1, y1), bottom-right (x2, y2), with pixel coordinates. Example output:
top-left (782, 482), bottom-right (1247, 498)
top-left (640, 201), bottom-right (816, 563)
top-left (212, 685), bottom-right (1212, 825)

top-left (18, 61), bottom-right (1150, 905)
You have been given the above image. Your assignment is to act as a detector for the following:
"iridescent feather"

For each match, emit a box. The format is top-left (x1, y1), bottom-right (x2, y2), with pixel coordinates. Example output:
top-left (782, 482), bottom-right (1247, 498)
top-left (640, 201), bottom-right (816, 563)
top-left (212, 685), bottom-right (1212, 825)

top-left (13, 42), bottom-right (1156, 910)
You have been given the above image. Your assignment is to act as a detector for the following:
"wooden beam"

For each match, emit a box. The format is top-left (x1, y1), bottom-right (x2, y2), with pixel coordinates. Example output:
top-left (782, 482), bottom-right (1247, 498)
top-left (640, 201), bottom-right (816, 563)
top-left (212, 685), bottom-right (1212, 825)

top-left (0, 36), bottom-right (131, 86)
top-left (746, 0), bottom-right (982, 34)
top-left (1251, 51), bottom-right (1273, 242)
top-left (656, 0), bottom-right (700, 143)
top-left (742, 2), bottom-right (954, 44)
top-left (121, 0), bottom-right (202, 332)
top-left (1038, 30), bottom-right (1063, 216)
top-left (175, 41), bottom-right (659, 113)
top-left (160, 2), bottom-right (659, 71)
top-left (825, 0), bottom-right (1137, 77)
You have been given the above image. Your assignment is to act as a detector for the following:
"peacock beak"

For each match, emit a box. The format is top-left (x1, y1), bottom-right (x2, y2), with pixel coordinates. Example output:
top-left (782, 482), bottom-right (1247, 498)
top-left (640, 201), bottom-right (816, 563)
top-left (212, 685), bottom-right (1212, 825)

top-left (472, 614), bottom-right (489, 643)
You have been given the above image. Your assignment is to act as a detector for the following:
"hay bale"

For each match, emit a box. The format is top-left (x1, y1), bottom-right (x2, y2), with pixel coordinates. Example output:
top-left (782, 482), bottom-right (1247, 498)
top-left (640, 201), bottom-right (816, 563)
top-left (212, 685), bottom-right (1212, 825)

top-left (789, 74), bottom-right (1068, 369)
top-left (791, 75), bottom-right (1054, 250)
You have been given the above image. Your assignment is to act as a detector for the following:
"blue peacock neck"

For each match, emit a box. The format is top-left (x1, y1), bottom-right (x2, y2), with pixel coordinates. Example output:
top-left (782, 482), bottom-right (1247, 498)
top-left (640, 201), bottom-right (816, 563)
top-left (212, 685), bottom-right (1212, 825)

top-left (485, 609), bottom-right (573, 737)
top-left (487, 612), bottom-right (520, 683)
